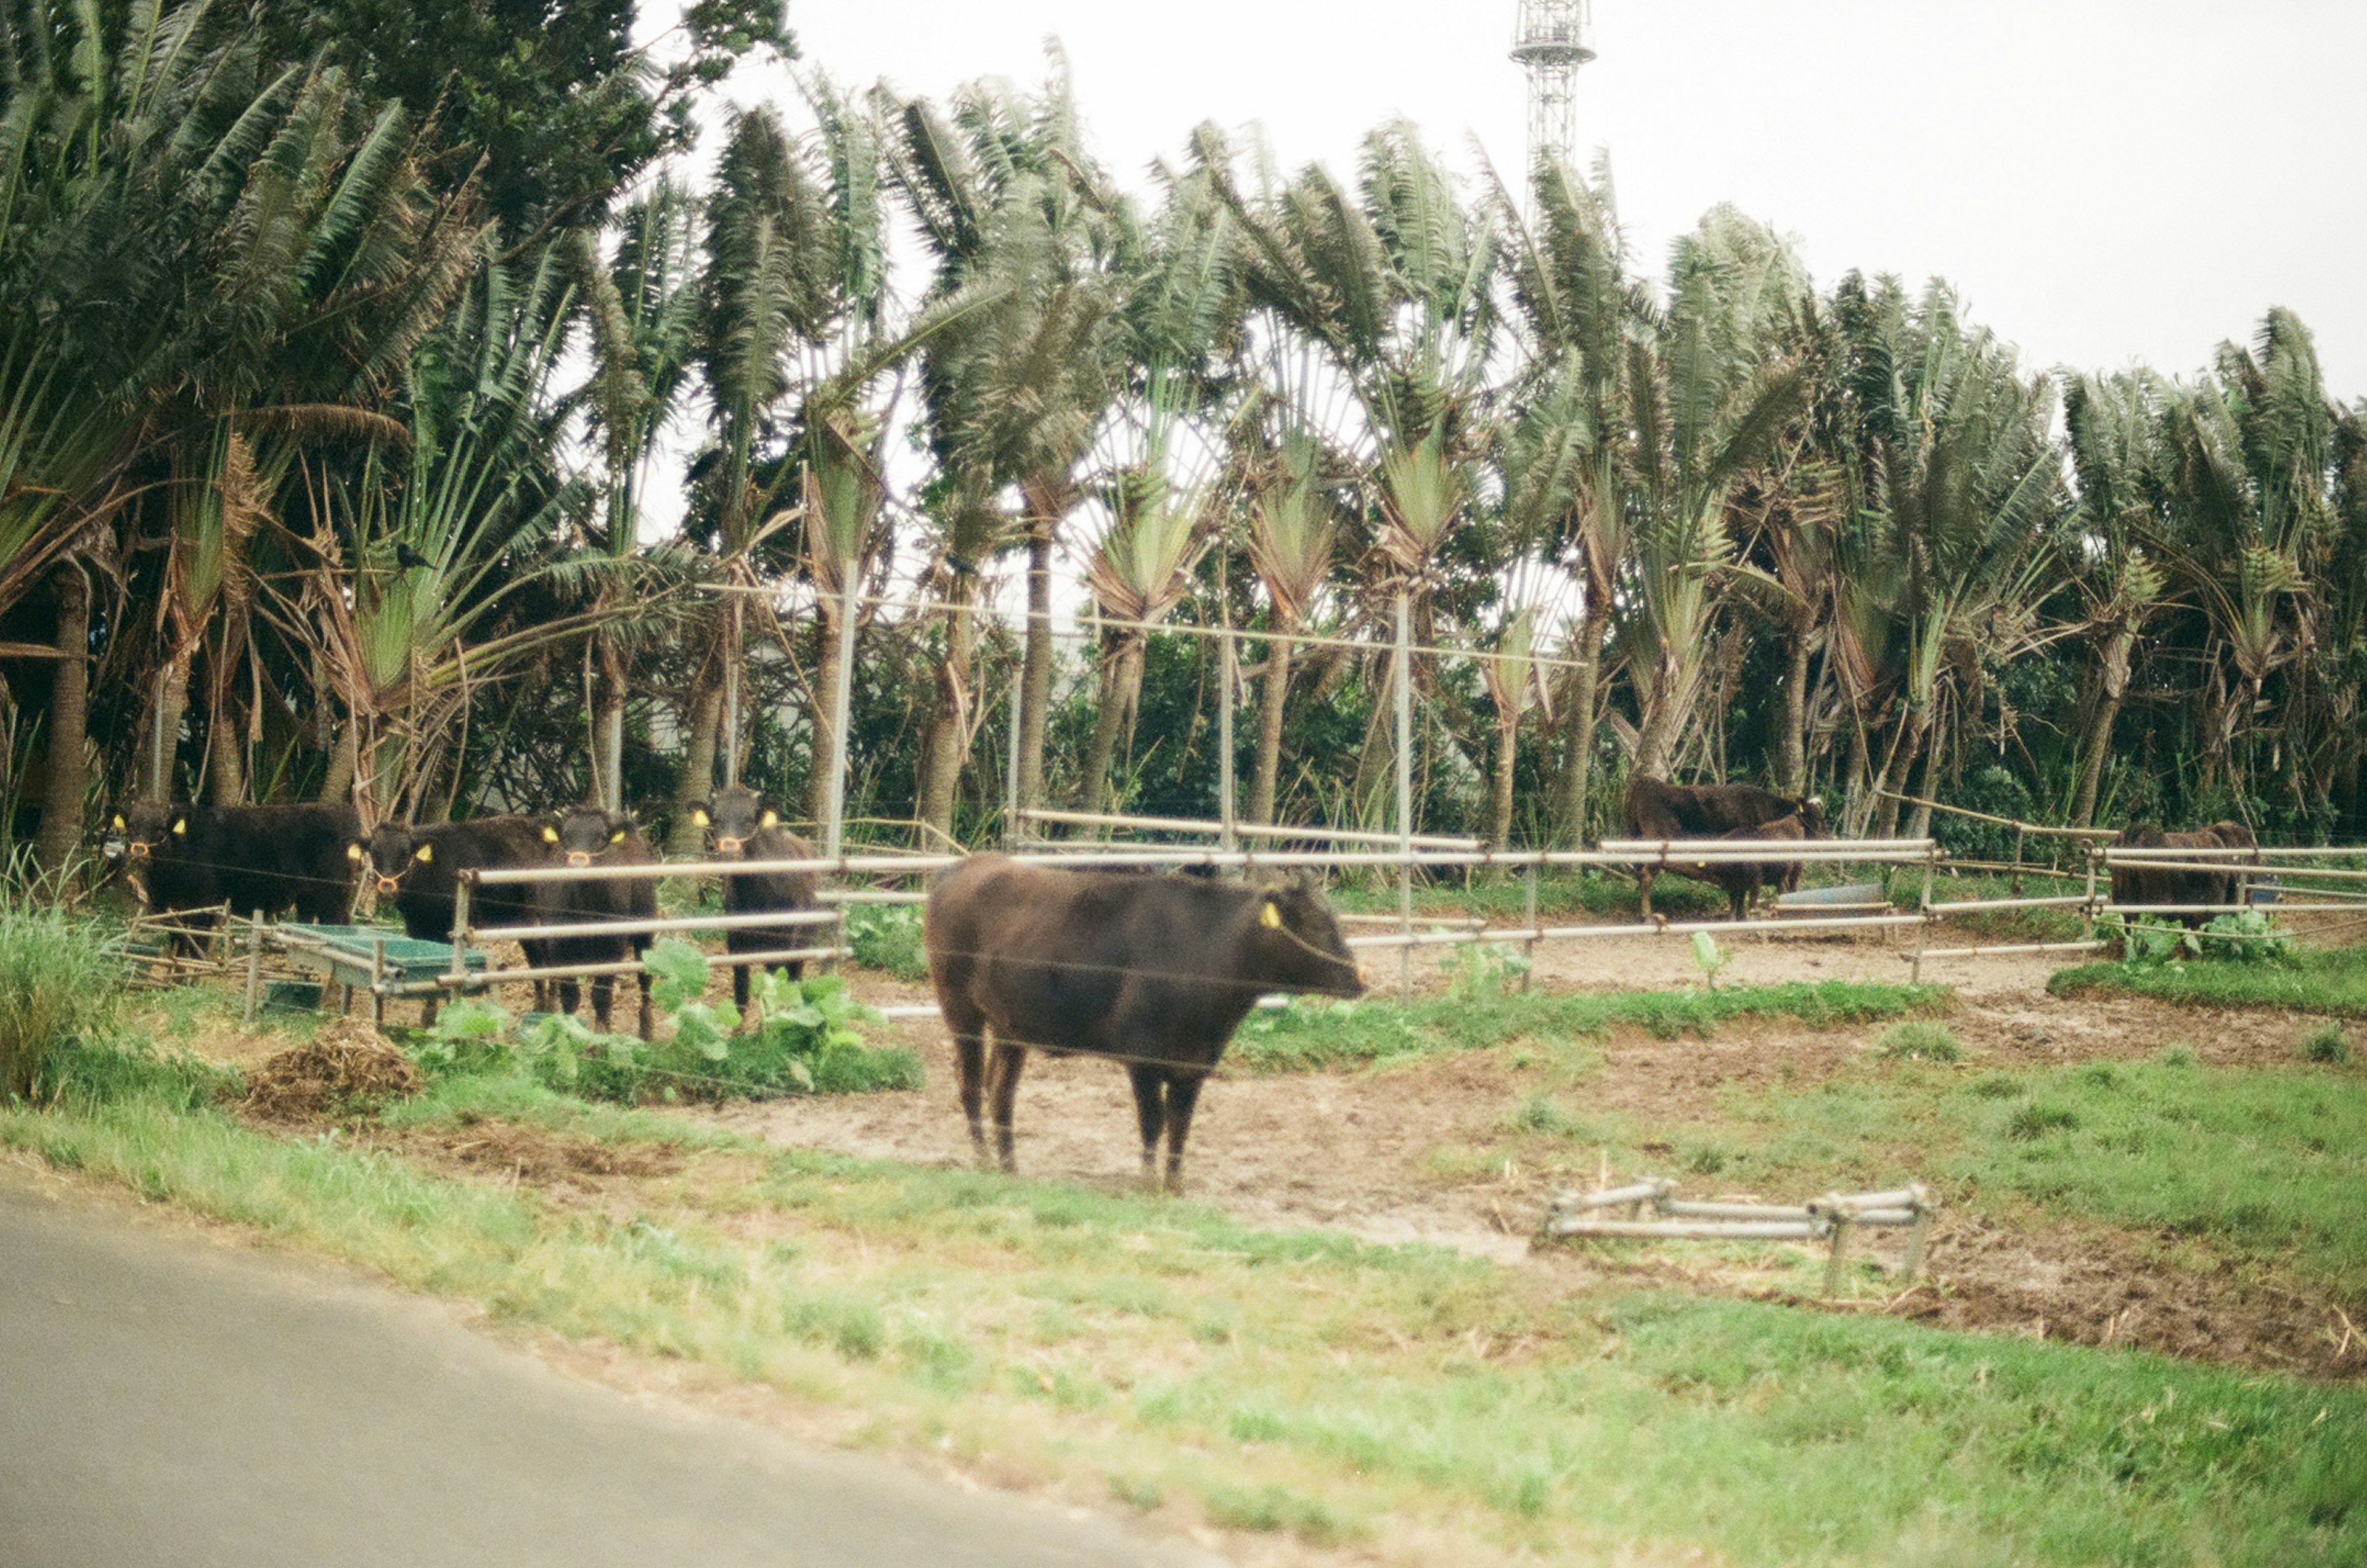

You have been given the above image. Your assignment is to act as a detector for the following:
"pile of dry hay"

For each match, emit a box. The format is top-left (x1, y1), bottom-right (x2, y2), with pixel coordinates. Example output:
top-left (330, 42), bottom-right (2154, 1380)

top-left (243, 1019), bottom-right (422, 1122)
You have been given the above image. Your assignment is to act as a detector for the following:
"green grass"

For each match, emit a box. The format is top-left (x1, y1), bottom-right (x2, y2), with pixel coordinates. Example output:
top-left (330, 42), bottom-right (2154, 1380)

top-left (1871, 1020), bottom-right (1964, 1062)
top-left (1230, 981), bottom-right (1950, 1073)
top-left (2052, 944), bottom-right (2367, 1016)
top-left (2, 1059), bottom-right (2361, 1566)
top-left (0, 897), bottom-right (127, 1101)
top-left (1503, 1056), bottom-right (2367, 1295)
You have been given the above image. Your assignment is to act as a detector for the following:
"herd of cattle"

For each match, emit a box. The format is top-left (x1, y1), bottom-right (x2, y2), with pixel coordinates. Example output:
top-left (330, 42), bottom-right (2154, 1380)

top-left (110, 786), bottom-right (820, 1039)
top-left (100, 775), bottom-right (2262, 1191)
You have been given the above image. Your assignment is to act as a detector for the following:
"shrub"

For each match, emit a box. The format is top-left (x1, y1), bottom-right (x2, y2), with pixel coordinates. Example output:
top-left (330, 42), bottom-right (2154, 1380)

top-left (1441, 942), bottom-right (1531, 1002)
top-left (0, 897), bottom-right (125, 1102)
top-left (2007, 1101), bottom-right (2080, 1140)
top-left (846, 904), bottom-right (928, 981)
top-left (2299, 1024), bottom-right (2353, 1066)
top-left (1871, 1021), bottom-right (1964, 1063)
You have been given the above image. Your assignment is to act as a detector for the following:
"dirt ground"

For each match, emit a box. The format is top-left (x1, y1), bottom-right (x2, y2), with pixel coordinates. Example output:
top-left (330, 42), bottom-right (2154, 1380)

top-left (693, 930), bottom-right (2363, 1384)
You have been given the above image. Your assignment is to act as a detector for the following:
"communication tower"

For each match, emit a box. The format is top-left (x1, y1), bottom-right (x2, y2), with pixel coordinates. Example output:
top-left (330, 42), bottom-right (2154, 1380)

top-left (1511, 0), bottom-right (1596, 171)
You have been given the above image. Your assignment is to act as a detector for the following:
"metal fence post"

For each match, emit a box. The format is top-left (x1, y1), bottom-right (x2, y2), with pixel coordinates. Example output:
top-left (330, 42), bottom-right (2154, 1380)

top-left (2010, 823), bottom-right (2026, 897)
top-left (1218, 606), bottom-right (1238, 855)
top-left (2083, 843), bottom-right (2101, 945)
top-left (1911, 844), bottom-right (1936, 985)
top-left (1004, 650), bottom-right (1024, 850)
top-left (1522, 861), bottom-right (1540, 993)
top-left (1394, 593), bottom-right (1414, 1002)
top-left (243, 912), bottom-right (264, 1024)
top-left (448, 875), bottom-right (473, 999)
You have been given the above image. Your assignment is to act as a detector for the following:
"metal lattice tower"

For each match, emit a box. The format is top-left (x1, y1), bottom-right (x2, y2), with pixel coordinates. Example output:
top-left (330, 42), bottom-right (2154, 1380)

top-left (1511, 0), bottom-right (1596, 171)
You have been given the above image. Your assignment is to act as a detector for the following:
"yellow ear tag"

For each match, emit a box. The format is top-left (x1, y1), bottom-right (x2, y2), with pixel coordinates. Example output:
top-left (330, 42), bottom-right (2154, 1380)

top-left (171, 819), bottom-right (187, 836)
top-left (691, 809), bottom-right (709, 828)
top-left (610, 829), bottom-right (627, 844)
top-left (1259, 901), bottom-right (1283, 929)
top-left (112, 815), bottom-right (126, 831)
top-left (759, 810), bottom-right (779, 828)
top-left (414, 843), bottom-right (433, 863)
top-left (542, 826), bottom-right (560, 843)
top-left (346, 843), bottom-right (364, 862)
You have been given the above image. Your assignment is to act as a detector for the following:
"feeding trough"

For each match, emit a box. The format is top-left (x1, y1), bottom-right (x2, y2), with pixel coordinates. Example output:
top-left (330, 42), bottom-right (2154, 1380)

top-left (271, 923), bottom-right (489, 1018)
top-left (1773, 882), bottom-right (1888, 915)
top-left (1539, 1177), bottom-right (1937, 1296)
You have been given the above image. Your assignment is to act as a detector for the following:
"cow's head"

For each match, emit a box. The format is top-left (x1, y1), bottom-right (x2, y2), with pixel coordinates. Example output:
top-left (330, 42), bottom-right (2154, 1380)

top-left (118, 802), bottom-right (184, 860)
top-left (688, 785), bottom-right (779, 857)
top-left (550, 806), bottom-right (637, 868)
top-left (361, 823), bottom-right (427, 897)
top-left (1246, 876), bottom-right (1364, 1000)
top-left (1796, 795), bottom-right (1829, 838)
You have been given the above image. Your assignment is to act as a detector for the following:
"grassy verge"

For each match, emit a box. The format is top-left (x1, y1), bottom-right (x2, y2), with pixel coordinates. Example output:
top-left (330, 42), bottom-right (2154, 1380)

top-left (1231, 980), bottom-right (1949, 1073)
top-left (2, 1052), bottom-right (2360, 1566)
top-left (2052, 945), bottom-right (2367, 1016)
top-left (1490, 1052), bottom-right (2367, 1294)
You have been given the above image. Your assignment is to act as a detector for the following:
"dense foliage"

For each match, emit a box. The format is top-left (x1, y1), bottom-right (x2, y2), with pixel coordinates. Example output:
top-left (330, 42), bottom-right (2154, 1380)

top-left (3, 7), bottom-right (2362, 871)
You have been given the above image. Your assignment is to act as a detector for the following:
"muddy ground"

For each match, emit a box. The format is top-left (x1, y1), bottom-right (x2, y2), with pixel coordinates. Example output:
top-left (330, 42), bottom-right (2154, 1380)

top-left (692, 930), bottom-right (2364, 1383)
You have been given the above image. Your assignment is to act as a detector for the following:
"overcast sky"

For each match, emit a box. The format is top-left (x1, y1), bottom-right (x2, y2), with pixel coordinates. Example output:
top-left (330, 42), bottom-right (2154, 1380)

top-left (775, 0), bottom-right (2366, 396)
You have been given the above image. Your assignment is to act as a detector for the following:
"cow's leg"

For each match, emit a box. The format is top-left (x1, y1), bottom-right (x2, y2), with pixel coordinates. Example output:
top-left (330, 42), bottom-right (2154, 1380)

top-left (732, 960), bottom-right (752, 1014)
top-left (941, 999), bottom-right (991, 1164)
top-left (555, 975), bottom-right (581, 1018)
top-left (1126, 1063), bottom-right (1169, 1188)
top-left (420, 994), bottom-right (442, 1029)
top-left (589, 970), bottom-right (616, 1029)
top-left (634, 968), bottom-right (654, 1042)
top-left (1158, 1069), bottom-right (1209, 1195)
top-left (986, 1042), bottom-right (1028, 1174)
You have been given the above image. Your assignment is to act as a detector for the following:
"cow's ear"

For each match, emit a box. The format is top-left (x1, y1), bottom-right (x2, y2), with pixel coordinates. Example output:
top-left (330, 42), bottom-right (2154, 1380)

top-left (170, 817), bottom-right (187, 836)
top-left (690, 807), bottom-right (709, 828)
top-left (1259, 897), bottom-right (1283, 929)
top-left (541, 824), bottom-right (561, 843)
top-left (414, 843), bottom-right (434, 864)
top-left (759, 809), bottom-right (779, 829)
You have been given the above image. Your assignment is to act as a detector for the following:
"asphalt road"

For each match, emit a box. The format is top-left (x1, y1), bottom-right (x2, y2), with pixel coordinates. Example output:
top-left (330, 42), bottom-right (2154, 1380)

top-left (0, 1169), bottom-right (1217, 1568)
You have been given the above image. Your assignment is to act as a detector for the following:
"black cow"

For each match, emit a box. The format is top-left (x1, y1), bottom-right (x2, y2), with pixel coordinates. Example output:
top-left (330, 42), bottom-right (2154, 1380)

top-left (690, 786), bottom-right (822, 1010)
top-left (925, 855), bottom-right (1364, 1193)
top-left (1677, 813), bottom-right (1812, 923)
top-left (359, 816), bottom-right (557, 1023)
top-left (1624, 775), bottom-right (1828, 917)
top-left (536, 806), bottom-right (659, 1039)
top-left (2110, 821), bottom-right (2259, 931)
top-left (117, 802), bottom-right (362, 950)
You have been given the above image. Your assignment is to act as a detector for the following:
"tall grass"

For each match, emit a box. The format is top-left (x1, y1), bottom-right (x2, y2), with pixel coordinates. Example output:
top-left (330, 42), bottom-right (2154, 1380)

top-left (0, 892), bottom-right (125, 1101)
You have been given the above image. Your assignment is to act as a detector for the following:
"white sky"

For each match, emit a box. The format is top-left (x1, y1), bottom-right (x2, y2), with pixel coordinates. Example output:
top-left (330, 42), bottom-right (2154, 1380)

top-left (772, 0), bottom-right (2367, 396)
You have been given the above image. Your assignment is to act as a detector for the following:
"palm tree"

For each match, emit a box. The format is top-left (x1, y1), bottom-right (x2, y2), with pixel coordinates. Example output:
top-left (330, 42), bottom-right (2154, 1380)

top-left (2062, 369), bottom-right (2172, 825)
top-left (1241, 429), bottom-right (1339, 823)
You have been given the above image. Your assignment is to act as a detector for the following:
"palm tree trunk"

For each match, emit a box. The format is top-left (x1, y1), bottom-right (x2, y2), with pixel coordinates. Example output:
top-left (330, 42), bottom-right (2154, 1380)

top-left (2074, 690), bottom-right (2125, 828)
top-left (206, 701), bottom-right (247, 804)
top-left (806, 599), bottom-right (846, 831)
top-left (668, 677), bottom-right (722, 854)
top-left (1017, 518), bottom-right (1056, 811)
top-left (1776, 623), bottom-right (1815, 798)
top-left (1552, 616), bottom-right (1605, 846)
top-left (34, 568), bottom-right (89, 876)
top-left (319, 717), bottom-right (359, 806)
top-left (1077, 634), bottom-right (1144, 819)
top-left (137, 649), bottom-right (192, 802)
top-left (594, 634), bottom-right (628, 813)
top-left (917, 578), bottom-right (979, 839)
top-left (1490, 711), bottom-right (1521, 849)
top-left (1249, 632), bottom-right (1292, 824)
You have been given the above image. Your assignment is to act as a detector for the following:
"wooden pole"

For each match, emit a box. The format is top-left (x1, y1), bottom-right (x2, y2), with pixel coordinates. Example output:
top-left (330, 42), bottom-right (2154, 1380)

top-left (722, 595), bottom-right (745, 790)
top-left (242, 912), bottom-right (263, 1025)
top-left (1394, 593), bottom-right (1414, 1002)
top-left (1004, 650), bottom-right (1024, 849)
top-left (1217, 581), bottom-right (1238, 855)
top-left (823, 582), bottom-right (857, 861)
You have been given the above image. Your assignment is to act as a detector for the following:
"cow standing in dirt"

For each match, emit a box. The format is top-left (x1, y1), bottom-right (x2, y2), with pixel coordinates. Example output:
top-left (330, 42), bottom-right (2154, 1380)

top-left (1623, 776), bottom-right (1827, 917)
top-left (1680, 814), bottom-right (1812, 923)
top-left (2109, 821), bottom-right (2259, 930)
top-left (536, 807), bottom-right (660, 1039)
top-left (690, 786), bottom-right (822, 1009)
top-left (925, 855), bottom-right (1364, 1193)
top-left (359, 816), bottom-right (557, 1023)
top-left (116, 802), bottom-right (362, 950)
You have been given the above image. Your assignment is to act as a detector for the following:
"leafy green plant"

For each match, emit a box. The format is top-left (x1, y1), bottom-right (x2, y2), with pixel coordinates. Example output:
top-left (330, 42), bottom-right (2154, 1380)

top-left (1440, 942), bottom-right (1531, 1002)
top-left (2300, 1024), bottom-right (2353, 1066)
top-left (846, 904), bottom-right (929, 982)
top-left (2199, 909), bottom-right (2292, 965)
top-left (1690, 931), bottom-right (1730, 991)
top-left (1871, 1021), bottom-right (1964, 1063)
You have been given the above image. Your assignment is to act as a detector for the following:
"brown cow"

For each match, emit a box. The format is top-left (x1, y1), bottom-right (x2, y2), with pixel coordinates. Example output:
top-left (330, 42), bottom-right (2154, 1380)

top-left (690, 785), bottom-right (822, 1010)
top-left (534, 806), bottom-right (660, 1039)
top-left (924, 855), bottom-right (1364, 1193)
top-left (1624, 775), bottom-right (1828, 916)
top-left (2109, 821), bottom-right (2259, 930)
top-left (1677, 814), bottom-right (1810, 923)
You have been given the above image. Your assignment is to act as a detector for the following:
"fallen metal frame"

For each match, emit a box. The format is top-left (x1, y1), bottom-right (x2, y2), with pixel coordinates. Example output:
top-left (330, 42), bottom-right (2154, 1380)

top-left (1540, 1178), bottom-right (1938, 1297)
